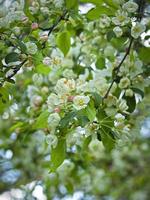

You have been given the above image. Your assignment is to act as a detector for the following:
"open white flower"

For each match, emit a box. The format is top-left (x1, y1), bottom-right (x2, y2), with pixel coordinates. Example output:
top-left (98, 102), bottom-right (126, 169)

top-left (48, 113), bottom-right (61, 128)
top-left (55, 78), bottom-right (76, 95)
top-left (123, 1), bottom-right (138, 13)
top-left (112, 11), bottom-right (130, 26)
top-left (125, 89), bottom-right (134, 97)
top-left (43, 57), bottom-right (51, 66)
top-left (131, 22), bottom-right (146, 39)
top-left (32, 73), bottom-right (43, 86)
top-left (54, 0), bottom-right (64, 8)
top-left (45, 134), bottom-right (58, 148)
top-left (119, 77), bottom-right (131, 89)
top-left (99, 14), bottom-right (111, 28)
top-left (47, 93), bottom-right (62, 111)
top-left (26, 42), bottom-right (37, 55)
top-left (30, 95), bottom-right (43, 107)
top-left (73, 95), bottom-right (90, 110)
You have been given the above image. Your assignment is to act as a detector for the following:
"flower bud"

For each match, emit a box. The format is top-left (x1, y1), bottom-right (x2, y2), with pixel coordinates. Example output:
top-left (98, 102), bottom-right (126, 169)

top-left (125, 89), bottom-right (133, 97)
top-left (68, 96), bottom-right (75, 102)
top-left (31, 22), bottom-right (39, 30)
top-left (119, 77), bottom-right (130, 89)
top-left (54, 107), bottom-right (61, 113)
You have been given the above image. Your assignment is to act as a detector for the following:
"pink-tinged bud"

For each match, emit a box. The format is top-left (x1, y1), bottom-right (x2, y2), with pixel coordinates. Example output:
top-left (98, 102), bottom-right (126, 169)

top-left (68, 96), bottom-right (75, 102)
top-left (54, 107), bottom-right (61, 113)
top-left (31, 22), bottom-right (38, 30)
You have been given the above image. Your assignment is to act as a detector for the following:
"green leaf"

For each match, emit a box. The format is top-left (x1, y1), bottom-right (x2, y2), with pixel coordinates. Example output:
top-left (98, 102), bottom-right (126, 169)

top-left (32, 52), bottom-right (43, 66)
top-left (56, 31), bottom-right (71, 56)
top-left (85, 101), bottom-right (96, 122)
top-left (83, 135), bottom-right (92, 150)
top-left (91, 92), bottom-right (102, 108)
top-left (95, 55), bottom-right (105, 69)
top-left (34, 110), bottom-right (49, 129)
top-left (16, 40), bottom-right (27, 53)
top-left (100, 127), bottom-right (115, 152)
top-left (5, 52), bottom-right (20, 64)
top-left (50, 138), bottom-right (66, 172)
top-left (0, 87), bottom-right (9, 113)
top-left (59, 111), bottom-right (76, 130)
top-left (36, 64), bottom-right (51, 75)
top-left (111, 37), bottom-right (128, 50)
top-left (139, 47), bottom-right (150, 64)
top-left (77, 109), bottom-right (89, 127)
top-left (97, 108), bottom-right (114, 127)
top-left (65, 0), bottom-right (78, 9)
top-left (80, 0), bottom-right (103, 5)
top-left (86, 6), bottom-right (115, 20)
top-left (5, 78), bottom-right (15, 84)
top-left (24, 0), bottom-right (34, 21)
top-left (9, 122), bottom-right (24, 132)
top-left (124, 95), bottom-right (136, 113)
top-left (97, 108), bottom-right (107, 121)
top-left (107, 31), bottom-right (116, 41)
top-left (104, 0), bottom-right (119, 9)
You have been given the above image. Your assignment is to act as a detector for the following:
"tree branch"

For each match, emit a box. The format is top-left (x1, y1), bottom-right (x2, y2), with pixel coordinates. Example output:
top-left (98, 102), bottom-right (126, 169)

top-left (40, 10), bottom-right (68, 36)
top-left (40, 10), bottom-right (68, 48)
top-left (0, 59), bottom-right (27, 87)
top-left (102, 0), bottom-right (145, 100)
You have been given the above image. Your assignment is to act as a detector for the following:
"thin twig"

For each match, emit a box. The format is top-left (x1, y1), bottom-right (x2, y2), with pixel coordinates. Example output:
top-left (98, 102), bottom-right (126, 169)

top-left (40, 10), bottom-right (68, 48)
top-left (103, 37), bottom-right (134, 99)
top-left (41, 10), bottom-right (68, 36)
top-left (7, 59), bottom-right (27, 79)
top-left (102, 0), bottom-right (145, 100)
top-left (1, 59), bottom-right (27, 87)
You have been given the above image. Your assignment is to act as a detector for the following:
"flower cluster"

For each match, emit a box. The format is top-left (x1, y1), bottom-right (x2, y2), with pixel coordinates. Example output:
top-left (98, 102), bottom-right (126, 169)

top-left (0, 1), bottom-right (150, 191)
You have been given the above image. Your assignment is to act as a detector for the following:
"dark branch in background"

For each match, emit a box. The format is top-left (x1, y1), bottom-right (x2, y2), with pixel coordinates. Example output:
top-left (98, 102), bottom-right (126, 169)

top-left (1, 59), bottom-right (27, 87)
top-left (40, 10), bottom-right (68, 48)
top-left (6, 59), bottom-right (27, 80)
top-left (40, 10), bottom-right (68, 36)
top-left (102, 0), bottom-right (145, 100)
top-left (103, 38), bottom-right (134, 99)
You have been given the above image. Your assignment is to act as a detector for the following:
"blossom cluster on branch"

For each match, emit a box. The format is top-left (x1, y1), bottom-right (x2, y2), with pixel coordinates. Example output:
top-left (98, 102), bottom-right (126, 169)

top-left (0, 0), bottom-right (150, 196)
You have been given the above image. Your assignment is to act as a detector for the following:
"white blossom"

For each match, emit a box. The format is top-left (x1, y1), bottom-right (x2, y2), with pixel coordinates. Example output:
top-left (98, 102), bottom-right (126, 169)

top-left (53, 0), bottom-right (64, 8)
top-left (63, 69), bottom-right (76, 79)
top-left (73, 95), bottom-right (90, 110)
top-left (26, 42), bottom-right (38, 55)
top-left (112, 10), bottom-right (130, 26)
top-left (45, 134), bottom-right (58, 148)
top-left (123, 1), bottom-right (138, 13)
top-left (47, 93), bottom-right (62, 111)
top-left (99, 14), bottom-right (111, 28)
top-left (131, 22), bottom-right (146, 39)
top-left (55, 78), bottom-right (76, 95)
top-left (48, 113), bottom-right (61, 128)
top-left (32, 73), bottom-right (43, 86)
top-left (125, 89), bottom-right (134, 97)
top-left (43, 57), bottom-right (51, 66)
top-left (30, 95), bottom-right (43, 107)
top-left (119, 77), bottom-right (131, 89)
